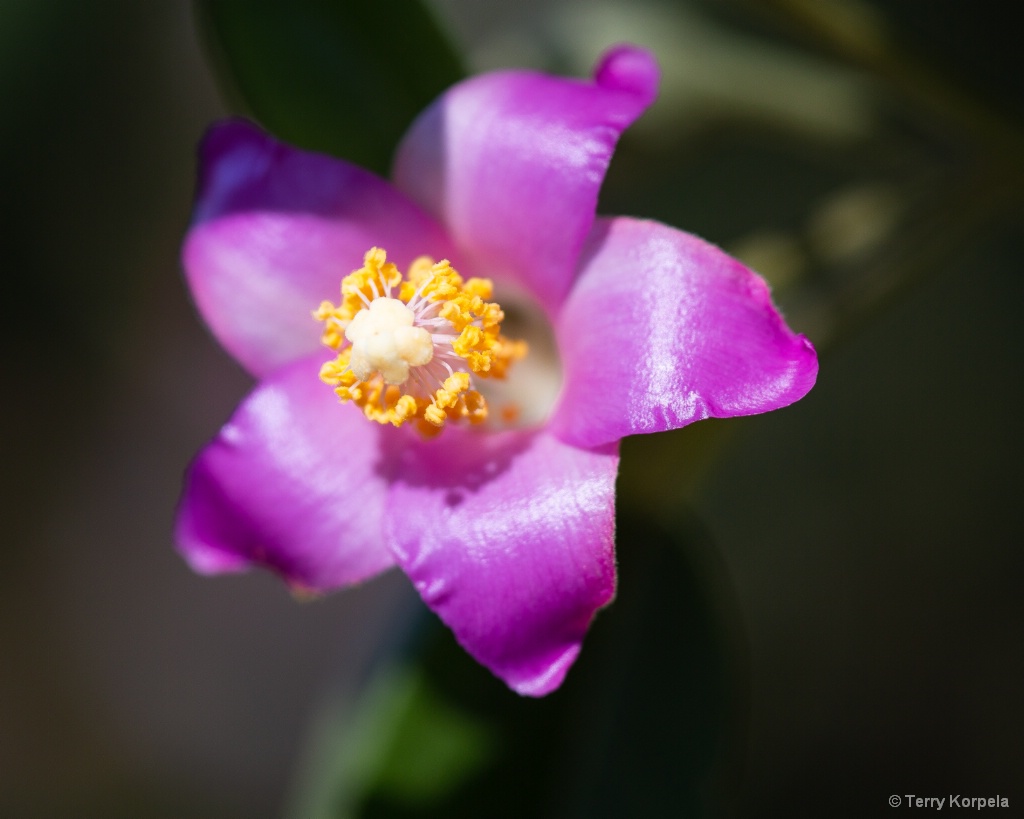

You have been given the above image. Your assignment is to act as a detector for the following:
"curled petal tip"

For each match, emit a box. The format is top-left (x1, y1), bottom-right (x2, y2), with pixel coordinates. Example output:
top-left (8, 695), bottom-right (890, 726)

top-left (594, 44), bottom-right (660, 107)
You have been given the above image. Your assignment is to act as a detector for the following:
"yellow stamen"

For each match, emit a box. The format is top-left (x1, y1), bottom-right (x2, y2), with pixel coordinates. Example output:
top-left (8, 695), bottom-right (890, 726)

top-left (314, 248), bottom-right (526, 434)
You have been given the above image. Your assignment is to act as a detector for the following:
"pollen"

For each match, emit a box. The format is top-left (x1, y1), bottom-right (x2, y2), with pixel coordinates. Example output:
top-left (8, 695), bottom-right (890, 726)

top-left (314, 247), bottom-right (526, 434)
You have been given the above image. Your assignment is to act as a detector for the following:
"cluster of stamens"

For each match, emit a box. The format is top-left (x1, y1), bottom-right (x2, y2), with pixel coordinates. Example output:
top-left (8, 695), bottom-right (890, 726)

top-left (314, 248), bottom-right (526, 436)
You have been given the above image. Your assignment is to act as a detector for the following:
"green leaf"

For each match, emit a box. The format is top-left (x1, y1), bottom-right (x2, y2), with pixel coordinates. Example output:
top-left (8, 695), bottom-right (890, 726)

top-left (195, 0), bottom-right (465, 175)
top-left (291, 511), bottom-right (746, 818)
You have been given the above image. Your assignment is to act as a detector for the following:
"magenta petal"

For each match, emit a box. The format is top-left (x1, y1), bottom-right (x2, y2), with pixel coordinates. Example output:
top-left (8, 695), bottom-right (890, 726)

top-left (175, 355), bottom-right (395, 592)
top-left (392, 46), bottom-right (659, 315)
top-left (551, 217), bottom-right (819, 448)
top-left (384, 429), bottom-right (620, 696)
top-left (184, 119), bottom-right (455, 377)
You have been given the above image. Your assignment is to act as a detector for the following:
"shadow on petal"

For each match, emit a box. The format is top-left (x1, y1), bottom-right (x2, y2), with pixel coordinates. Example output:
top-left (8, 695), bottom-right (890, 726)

top-left (375, 425), bottom-right (535, 498)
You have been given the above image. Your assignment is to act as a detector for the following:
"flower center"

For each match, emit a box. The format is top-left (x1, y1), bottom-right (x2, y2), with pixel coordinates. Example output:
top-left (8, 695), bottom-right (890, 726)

top-left (314, 248), bottom-right (526, 436)
top-left (345, 298), bottom-right (433, 385)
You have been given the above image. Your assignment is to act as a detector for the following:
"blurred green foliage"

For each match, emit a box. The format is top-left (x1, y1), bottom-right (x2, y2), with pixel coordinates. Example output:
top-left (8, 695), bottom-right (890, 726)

top-left (290, 513), bottom-right (743, 819)
top-left (195, 0), bottom-right (464, 174)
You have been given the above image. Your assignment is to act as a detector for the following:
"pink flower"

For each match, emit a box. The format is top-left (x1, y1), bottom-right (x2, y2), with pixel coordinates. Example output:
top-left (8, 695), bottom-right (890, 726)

top-left (176, 46), bottom-right (817, 696)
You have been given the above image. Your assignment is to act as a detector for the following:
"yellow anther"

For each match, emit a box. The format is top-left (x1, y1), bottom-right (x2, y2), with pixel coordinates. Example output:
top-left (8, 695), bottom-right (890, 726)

top-left (462, 390), bottom-right (488, 424)
top-left (464, 278), bottom-right (493, 299)
top-left (395, 394), bottom-right (418, 421)
top-left (487, 338), bottom-right (528, 379)
top-left (313, 301), bottom-right (336, 321)
top-left (458, 323), bottom-right (488, 350)
top-left (433, 386), bottom-right (459, 411)
top-left (438, 300), bottom-right (467, 329)
top-left (444, 372), bottom-right (470, 393)
top-left (424, 403), bottom-right (447, 427)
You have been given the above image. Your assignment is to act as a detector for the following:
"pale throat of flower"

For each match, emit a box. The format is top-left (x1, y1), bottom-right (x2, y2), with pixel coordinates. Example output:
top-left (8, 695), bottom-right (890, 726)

top-left (314, 247), bottom-right (528, 437)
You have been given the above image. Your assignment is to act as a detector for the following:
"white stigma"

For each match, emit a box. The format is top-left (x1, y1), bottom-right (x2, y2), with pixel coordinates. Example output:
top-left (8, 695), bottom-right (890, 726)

top-left (345, 297), bottom-right (434, 385)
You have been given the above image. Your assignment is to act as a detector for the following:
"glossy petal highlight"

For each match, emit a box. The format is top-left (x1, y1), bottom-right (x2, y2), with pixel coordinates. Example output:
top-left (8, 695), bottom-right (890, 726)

top-left (393, 46), bottom-right (659, 315)
top-left (384, 429), bottom-right (620, 696)
top-left (184, 119), bottom-right (455, 377)
top-left (176, 355), bottom-right (395, 592)
top-left (551, 217), bottom-right (818, 448)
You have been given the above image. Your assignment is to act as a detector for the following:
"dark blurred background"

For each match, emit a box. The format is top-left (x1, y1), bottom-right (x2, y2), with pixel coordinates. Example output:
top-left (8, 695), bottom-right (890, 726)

top-left (2, 1), bottom-right (1021, 816)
